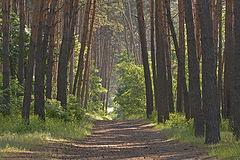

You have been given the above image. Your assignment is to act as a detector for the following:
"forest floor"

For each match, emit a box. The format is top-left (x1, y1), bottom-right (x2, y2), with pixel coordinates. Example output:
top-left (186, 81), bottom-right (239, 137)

top-left (1, 120), bottom-right (216, 160)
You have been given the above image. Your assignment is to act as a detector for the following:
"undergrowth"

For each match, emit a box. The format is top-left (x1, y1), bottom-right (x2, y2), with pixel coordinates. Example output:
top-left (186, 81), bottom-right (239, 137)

top-left (0, 96), bottom-right (111, 154)
top-left (0, 114), bottom-right (93, 153)
top-left (152, 113), bottom-right (240, 160)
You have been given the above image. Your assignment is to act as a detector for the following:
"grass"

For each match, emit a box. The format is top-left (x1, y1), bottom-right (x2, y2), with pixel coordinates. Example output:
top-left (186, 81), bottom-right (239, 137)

top-left (208, 132), bottom-right (240, 159)
top-left (0, 132), bottom-right (52, 152)
top-left (0, 114), bottom-right (93, 155)
top-left (151, 113), bottom-right (240, 160)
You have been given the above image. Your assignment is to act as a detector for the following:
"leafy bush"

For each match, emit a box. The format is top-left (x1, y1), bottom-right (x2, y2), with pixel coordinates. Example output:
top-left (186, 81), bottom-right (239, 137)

top-left (45, 99), bottom-right (64, 120)
top-left (113, 53), bottom-right (146, 119)
top-left (45, 95), bottom-right (86, 122)
top-left (88, 66), bottom-right (107, 112)
top-left (165, 113), bottom-right (192, 128)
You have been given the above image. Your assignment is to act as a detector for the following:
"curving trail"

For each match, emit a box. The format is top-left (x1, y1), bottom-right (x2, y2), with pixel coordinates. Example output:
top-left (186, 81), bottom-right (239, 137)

top-left (2, 120), bottom-right (214, 160)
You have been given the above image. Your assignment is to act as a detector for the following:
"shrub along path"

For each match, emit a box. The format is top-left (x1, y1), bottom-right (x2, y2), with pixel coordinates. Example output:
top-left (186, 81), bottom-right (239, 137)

top-left (2, 120), bottom-right (214, 160)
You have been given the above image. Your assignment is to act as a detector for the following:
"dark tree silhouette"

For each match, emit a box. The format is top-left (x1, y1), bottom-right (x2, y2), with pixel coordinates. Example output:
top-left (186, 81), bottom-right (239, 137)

top-left (136, 0), bottom-right (154, 118)
top-left (199, 0), bottom-right (220, 144)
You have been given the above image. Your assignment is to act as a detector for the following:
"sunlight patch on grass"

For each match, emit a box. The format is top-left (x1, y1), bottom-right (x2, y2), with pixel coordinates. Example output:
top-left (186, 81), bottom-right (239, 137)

top-left (0, 132), bottom-right (52, 153)
top-left (154, 124), bottom-right (204, 146)
top-left (0, 115), bottom-right (93, 154)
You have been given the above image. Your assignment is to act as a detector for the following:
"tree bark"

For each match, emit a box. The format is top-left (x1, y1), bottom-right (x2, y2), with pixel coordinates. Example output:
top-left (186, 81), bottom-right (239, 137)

top-left (155, 0), bottom-right (169, 122)
top-left (164, 1), bottom-right (174, 114)
top-left (195, 0), bottom-right (202, 61)
top-left (46, 0), bottom-right (57, 99)
top-left (73, 0), bottom-right (92, 96)
top-left (217, 0), bottom-right (223, 121)
top-left (184, 0), bottom-right (204, 137)
top-left (80, 0), bottom-right (96, 105)
top-left (22, 0), bottom-right (41, 122)
top-left (34, 0), bottom-right (46, 119)
top-left (223, 0), bottom-right (234, 119)
top-left (150, 0), bottom-right (159, 112)
top-left (199, 0), bottom-right (220, 144)
top-left (57, 0), bottom-right (79, 106)
top-left (212, 0), bottom-right (218, 68)
top-left (2, 0), bottom-right (11, 115)
top-left (166, 43), bottom-right (174, 113)
top-left (177, 0), bottom-right (187, 115)
top-left (84, 52), bottom-right (92, 109)
top-left (105, 54), bottom-right (114, 112)
top-left (18, 0), bottom-right (25, 85)
top-left (136, 0), bottom-right (154, 118)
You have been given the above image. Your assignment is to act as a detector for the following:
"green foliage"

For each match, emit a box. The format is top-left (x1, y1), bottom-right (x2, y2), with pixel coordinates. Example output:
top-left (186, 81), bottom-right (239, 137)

top-left (95, 0), bottom-right (124, 33)
top-left (45, 95), bottom-right (87, 122)
top-left (113, 53), bottom-right (146, 119)
top-left (87, 66), bottom-right (107, 112)
top-left (165, 113), bottom-right (192, 128)
top-left (0, 75), bottom-right (24, 115)
top-left (0, 12), bottom-right (31, 77)
top-left (209, 132), bottom-right (240, 160)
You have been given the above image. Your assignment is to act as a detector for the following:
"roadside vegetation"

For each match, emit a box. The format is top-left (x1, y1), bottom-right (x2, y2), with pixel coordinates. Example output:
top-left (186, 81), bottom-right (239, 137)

top-left (151, 114), bottom-right (240, 160)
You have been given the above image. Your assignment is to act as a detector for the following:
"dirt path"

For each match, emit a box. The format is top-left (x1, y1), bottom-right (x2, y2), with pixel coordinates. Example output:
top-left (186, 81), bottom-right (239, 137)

top-left (2, 120), bottom-right (214, 160)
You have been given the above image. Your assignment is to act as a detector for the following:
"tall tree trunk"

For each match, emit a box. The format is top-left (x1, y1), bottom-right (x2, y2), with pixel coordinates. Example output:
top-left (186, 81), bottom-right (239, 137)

top-left (164, 0), bottom-right (180, 113)
top-left (150, 0), bottom-right (159, 112)
top-left (184, 0), bottom-right (204, 137)
top-left (177, 0), bottom-right (190, 118)
top-left (18, 0), bottom-right (25, 85)
top-left (73, 0), bottom-right (92, 96)
top-left (69, 53), bottom-right (74, 94)
top-left (177, 0), bottom-right (184, 113)
top-left (223, 0), bottom-right (234, 119)
top-left (155, 0), bottom-right (169, 122)
top-left (101, 40), bottom-right (108, 110)
top-left (212, 0), bottom-right (218, 68)
top-left (217, 0), bottom-right (223, 121)
top-left (2, 0), bottom-right (11, 115)
top-left (83, 53), bottom-right (92, 109)
top-left (22, 0), bottom-right (41, 122)
top-left (164, 1), bottom-right (174, 114)
top-left (57, 0), bottom-right (78, 106)
top-left (199, 0), bottom-right (220, 144)
top-left (53, 0), bottom-right (60, 99)
top-left (105, 55), bottom-right (114, 112)
top-left (166, 44), bottom-right (174, 114)
top-left (57, 0), bottom-right (71, 106)
top-left (136, 0), bottom-right (154, 118)
top-left (34, 0), bottom-right (46, 119)
top-left (80, 0), bottom-right (96, 105)
top-left (195, 0), bottom-right (202, 61)
top-left (232, 0), bottom-right (240, 140)
top-left (46, 0), bottom-right (57, 99)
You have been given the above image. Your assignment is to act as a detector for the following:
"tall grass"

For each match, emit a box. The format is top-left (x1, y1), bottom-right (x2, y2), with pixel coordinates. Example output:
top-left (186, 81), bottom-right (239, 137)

top-left (0, 114), bottom-right (93, 153)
